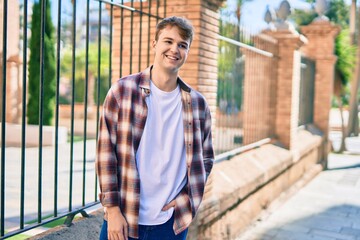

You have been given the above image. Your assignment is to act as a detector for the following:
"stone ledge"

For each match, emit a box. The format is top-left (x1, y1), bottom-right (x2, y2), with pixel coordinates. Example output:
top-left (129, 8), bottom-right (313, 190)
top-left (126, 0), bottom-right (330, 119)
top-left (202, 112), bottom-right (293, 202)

top-left (191, 128), bottom-right (324, 239)
top-left (195, 143), bottom-right (292, 226)
top-left (28, 209), bottom-right (104, 240)
top-left (292, 127), bottom-right (323, 163)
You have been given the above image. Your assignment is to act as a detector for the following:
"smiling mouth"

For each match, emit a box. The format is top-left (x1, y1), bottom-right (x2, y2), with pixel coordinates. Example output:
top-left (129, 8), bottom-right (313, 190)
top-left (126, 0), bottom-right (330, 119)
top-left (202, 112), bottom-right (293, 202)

top-left (165, 55), bottom-right (179, 60)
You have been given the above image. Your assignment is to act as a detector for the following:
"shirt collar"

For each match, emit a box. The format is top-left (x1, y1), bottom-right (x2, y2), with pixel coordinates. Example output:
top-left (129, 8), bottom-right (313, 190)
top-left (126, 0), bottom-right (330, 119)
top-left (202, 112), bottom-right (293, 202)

top-left (139, 65), bottom-right (191, 94)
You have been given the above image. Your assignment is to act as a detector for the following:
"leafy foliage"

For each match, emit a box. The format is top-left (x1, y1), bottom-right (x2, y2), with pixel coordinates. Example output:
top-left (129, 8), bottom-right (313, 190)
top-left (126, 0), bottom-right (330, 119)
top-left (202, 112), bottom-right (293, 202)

top-left (335, 29), bottom-right (356, 86)
top-left (217, 0), bottom-right (255, 113)
top-left (60, 43), bottom-right (110, 105)
top-left (217, 19), bottom-right (245, 113)
top-left (327, 0), bottom-right (350, 28)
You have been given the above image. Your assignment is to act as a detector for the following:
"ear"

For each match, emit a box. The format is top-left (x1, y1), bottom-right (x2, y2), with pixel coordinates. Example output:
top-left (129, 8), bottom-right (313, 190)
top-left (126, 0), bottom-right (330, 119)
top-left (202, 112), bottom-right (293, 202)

top-left (152, 40), bottom-right (157, 49)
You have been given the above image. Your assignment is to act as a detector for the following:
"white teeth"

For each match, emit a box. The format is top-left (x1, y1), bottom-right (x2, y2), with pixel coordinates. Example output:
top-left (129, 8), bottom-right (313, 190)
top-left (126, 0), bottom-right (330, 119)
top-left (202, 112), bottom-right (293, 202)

top-left (166, 55), bottom-right (178, 60)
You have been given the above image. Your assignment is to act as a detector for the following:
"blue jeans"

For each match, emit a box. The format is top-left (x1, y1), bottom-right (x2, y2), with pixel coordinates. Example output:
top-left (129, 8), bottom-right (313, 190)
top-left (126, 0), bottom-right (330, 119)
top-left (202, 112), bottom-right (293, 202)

top-left (99, 214), bottom-right (188, 240)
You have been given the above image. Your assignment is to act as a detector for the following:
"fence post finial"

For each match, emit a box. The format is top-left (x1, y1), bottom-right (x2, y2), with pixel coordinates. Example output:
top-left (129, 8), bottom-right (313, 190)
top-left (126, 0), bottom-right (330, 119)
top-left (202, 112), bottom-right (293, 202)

top-left (314, 0), bottom-right (329, 22)
top-left (264, 5), bottom-right (276, 30)
top-left (274, 0), bottom-right (295, 31)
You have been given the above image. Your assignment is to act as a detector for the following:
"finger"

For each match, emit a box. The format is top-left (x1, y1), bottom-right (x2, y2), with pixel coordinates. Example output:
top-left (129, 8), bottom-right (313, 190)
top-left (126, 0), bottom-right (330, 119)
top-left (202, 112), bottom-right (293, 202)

top-left (124, 224), bottom-right (129, 239)
top-left (109, 233), bottom-right (119, 240)
top-left (162, 205), bottom-right (170, 211)
top-left (110, 232), bottom-right (120, 240)
top-left (162, 202), bottom-right (175, 211)
top-left (118, 232), bottom-right (124, 240)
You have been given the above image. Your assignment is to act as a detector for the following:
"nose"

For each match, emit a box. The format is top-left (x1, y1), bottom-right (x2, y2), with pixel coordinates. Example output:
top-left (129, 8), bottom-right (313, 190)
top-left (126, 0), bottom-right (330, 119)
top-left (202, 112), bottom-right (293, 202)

top-left (170, 43), bottom-right (179, 53)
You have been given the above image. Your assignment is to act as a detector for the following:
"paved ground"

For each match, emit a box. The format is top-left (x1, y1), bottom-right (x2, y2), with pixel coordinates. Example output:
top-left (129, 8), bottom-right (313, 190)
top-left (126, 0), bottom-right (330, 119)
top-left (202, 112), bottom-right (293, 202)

top-left (2, 139), bottom-right (99, 232)
top-left (236, 136), bottom-right (360, 240)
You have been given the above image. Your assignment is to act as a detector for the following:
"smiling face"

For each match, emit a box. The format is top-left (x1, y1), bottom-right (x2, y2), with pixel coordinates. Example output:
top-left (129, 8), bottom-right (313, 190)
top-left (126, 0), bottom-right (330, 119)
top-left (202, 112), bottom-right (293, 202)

top-left (152, 25), bottom-right (191, 74)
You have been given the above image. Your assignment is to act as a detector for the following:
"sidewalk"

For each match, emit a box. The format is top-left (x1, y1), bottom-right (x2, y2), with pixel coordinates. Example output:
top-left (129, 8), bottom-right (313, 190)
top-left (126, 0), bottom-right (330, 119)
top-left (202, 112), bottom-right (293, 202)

top-left (236, 136), bottom-right (360, 240)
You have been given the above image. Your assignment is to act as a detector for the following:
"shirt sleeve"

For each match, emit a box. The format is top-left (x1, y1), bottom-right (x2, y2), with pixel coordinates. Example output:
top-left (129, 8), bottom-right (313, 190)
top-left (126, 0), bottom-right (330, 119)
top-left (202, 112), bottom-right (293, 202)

top-left (96, 89), bottom-right (121, 207)
top-left (203, 104), bottom-right (215, 181)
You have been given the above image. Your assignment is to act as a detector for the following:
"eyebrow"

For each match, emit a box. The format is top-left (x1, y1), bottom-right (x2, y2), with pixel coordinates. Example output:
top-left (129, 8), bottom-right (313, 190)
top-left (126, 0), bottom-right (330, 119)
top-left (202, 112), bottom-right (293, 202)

top-left (163, 37), bottom-right (189, 47)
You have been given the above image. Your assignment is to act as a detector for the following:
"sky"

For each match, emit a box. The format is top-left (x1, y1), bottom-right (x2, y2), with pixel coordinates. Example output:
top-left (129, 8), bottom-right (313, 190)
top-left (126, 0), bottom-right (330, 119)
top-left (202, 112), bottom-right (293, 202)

top-left (240, 0), bottom-right (311, 32)
top-left (232, 0), bottom-right (353, 33)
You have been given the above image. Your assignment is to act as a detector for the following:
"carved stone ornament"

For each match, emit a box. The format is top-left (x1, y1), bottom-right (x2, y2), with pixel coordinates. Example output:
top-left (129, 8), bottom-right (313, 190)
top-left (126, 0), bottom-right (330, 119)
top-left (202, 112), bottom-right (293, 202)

top-left (314, 0), bottom-right (329, 22)
top-left (274, 0), bottom-right (295, 31)
top-left (264, 5), bottom-right (276, 30)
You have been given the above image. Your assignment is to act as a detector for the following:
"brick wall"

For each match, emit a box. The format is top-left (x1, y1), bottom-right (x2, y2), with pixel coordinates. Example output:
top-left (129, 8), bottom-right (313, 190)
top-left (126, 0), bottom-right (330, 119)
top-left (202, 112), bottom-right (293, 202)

top-left (243, 34), bottom-right (278, 145)
top-left (243, 29), bottom-right (306, 149)
top-left (0, 1), bottom-right (21, 123)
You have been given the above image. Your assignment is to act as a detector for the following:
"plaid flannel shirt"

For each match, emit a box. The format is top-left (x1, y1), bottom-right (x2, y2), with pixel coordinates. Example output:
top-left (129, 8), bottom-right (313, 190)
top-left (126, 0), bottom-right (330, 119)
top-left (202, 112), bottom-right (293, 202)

top-left (96, 66), bottom-right (214, 239)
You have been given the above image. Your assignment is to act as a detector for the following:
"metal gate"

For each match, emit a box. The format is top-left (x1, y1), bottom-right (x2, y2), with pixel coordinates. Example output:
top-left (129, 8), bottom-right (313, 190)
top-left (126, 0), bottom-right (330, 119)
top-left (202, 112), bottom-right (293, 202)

top-left (299, 56), bottom-right (316, 126)
top-left (0, 0), bottom-right (165, 238)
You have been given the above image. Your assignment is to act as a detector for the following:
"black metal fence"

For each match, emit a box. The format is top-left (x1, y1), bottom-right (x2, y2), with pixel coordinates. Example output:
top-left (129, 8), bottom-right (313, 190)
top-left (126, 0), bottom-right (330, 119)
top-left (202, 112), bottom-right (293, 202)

top-left (215, 15), bottom-right (274, 155)
top-left (215, 15), bottom-right (250, 155)
top-left (299, 56), bottom-right (316, 126)
top-left (0, 0), bottom-right (165, 238)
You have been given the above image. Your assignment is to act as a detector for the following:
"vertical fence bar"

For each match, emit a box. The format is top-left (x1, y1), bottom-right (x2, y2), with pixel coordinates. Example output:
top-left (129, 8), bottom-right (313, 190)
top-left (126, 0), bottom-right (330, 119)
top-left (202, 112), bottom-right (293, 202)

top-left (156, 0), bottom-right (159, 24)
top-left (54, 0), bottom-right (62, 217)
top-left (37, 0), bottom-right (47, 223)
top-left (20, 0), bottom-right (28, 229)
top-left (147, 0), bottom-right (151, 67)
top-left (164, 0), bottom-right (166, 17)
top-left (130, 0), bottom-right (134, 73)
top-left (69, 0), bottom-right (77, 212)
top-left (0, 0), bottom-right (8, 236)
top-left (95, 0), bottom-right (102, 175)
top-left (109, 0), bottom-right (113, 88)
top-left (138, 1), bottom-right (143, 72)
top-left (119, 0), bottom-right (124, 78)
top-left (82, 0), bottom-right (90, 208)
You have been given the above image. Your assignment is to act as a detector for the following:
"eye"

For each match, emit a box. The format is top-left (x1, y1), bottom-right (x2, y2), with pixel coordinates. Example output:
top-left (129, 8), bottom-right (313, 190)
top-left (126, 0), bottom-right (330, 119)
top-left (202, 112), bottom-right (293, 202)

top-left (165, 40), bottom-right (172, 44)
top-left (179, 44), bottom-right (188, 49)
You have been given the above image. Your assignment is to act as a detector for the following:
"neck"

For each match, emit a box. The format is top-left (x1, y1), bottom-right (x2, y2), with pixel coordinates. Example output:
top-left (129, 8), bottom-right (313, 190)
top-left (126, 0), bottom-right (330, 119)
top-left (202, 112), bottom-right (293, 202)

top-left (151, 66), bottom-right (178, 92)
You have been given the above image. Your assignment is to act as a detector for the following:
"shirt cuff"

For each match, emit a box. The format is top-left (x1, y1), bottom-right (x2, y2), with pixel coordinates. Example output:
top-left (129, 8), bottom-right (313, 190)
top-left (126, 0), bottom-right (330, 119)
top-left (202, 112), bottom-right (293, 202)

top-left (99, 191), bottom-right (121, 207)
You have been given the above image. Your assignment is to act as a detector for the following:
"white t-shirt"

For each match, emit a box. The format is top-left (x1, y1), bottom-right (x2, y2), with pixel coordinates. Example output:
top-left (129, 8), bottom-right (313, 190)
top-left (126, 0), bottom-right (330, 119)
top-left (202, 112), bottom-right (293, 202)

top-left (135, 81), bottom-right (187, 225)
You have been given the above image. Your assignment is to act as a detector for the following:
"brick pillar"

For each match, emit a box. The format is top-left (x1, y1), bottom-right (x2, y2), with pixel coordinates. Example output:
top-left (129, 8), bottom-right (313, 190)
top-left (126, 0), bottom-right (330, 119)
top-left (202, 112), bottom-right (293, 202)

top-left (243, 34), bottom-right (278, 145)
top-left (0, 0), bottom-right (20, 123)
top-left (301, 20), bottom-right (339, 138)
top-left (263, 29), bottom-right (306, 149)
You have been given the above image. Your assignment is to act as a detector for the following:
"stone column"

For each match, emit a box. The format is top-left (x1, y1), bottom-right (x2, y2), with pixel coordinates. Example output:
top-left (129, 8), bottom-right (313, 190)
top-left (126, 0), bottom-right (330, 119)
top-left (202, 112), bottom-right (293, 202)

top-left (301, 20), bottom-right (340, 138)
top-left (264, 29), bottom-right (306, 149)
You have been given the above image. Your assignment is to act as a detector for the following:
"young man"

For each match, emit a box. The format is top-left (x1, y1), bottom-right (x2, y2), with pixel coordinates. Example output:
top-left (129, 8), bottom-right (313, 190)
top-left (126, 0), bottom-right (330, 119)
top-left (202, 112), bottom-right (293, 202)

top-left (96, 16), bottom-right (214, 240)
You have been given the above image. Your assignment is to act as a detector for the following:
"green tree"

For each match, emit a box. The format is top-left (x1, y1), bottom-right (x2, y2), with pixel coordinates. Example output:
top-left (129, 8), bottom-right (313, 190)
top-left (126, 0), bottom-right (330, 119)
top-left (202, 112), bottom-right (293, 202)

top-left (27, 0), bottom-right (56, 125)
